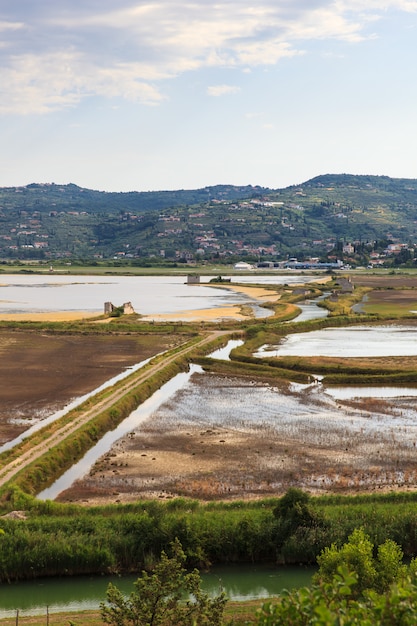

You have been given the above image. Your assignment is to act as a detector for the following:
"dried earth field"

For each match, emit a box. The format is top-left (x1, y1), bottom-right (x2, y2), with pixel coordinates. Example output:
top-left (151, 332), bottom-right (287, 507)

top-left (351, 273), bottom-right (417, 315)
top-left (351, 274), bottom-right (417, 288)
top-left (0, 330), bottom-right (184, 445)
top-left (59, 274), bottom-right (417, 504)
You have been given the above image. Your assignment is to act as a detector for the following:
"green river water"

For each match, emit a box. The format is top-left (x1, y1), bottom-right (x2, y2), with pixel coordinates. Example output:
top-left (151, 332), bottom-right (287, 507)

top-left (0, 565), bottom-right (314, 618)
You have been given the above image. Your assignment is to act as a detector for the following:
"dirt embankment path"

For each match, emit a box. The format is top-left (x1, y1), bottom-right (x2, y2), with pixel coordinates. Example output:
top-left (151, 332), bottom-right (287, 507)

top-left (0, 330), bottom-right (232, 490)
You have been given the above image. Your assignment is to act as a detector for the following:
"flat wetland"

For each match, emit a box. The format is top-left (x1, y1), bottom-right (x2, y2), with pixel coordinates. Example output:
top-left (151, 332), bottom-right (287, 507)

top-left (56, 365), bottom-right (417, 503)
top-left (4, 271), bottom-right (417, 505)
top-left (3, 271), bottom-right (417, 622)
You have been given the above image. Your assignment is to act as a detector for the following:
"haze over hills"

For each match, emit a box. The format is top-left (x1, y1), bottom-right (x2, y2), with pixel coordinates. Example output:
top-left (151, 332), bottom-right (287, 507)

top-left (1, 174), bottom-right (417, 266)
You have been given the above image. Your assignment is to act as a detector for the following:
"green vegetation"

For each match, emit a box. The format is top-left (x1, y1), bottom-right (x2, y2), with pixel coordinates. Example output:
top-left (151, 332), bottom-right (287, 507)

top-left (2, 490), bottom-right (417, 583)
top-left (4, 529), bottom-right (417, 625)
top-left (256, 529), bottom-right (417, 625)
top-left (0, 332), bottom-right (229, 498)
top-left (256, 568), bottom-right (417, 625)
top-left (100, 538), bottom-right (227, 626)
top-left (3, 269), bottom-right (417, 621)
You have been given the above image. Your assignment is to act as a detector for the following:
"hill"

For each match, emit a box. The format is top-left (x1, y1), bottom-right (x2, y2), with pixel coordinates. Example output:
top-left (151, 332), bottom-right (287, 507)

top-left (0, 174), bottom-right (416, 264)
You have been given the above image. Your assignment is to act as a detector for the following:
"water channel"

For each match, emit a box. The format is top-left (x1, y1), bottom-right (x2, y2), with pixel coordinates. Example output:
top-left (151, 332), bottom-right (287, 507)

top-left (0, 356), bottom-right (155, 455)
top-left (1, 335), bottom-right (317, 617)
top-left (0, 565), bottom-right (314, 619)
top-left (4, 320), bottom-right (417, 614)
top-left (37, 364), bottom-right (204, 500)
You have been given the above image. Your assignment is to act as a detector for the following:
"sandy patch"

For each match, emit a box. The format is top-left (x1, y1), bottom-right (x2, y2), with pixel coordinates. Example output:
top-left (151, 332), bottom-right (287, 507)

top-left (216, 284), bottom-right (282, 301)
top-left (141, 284), bottom-right (282, 322)
top-left (0, 311), bottom-right (100, 322)
top-left (0, 283), bottom-right (286, 323)
top-left (310, 276), bottom-right (332, 285)
top-left (141, 305), bottom-right (249, 322)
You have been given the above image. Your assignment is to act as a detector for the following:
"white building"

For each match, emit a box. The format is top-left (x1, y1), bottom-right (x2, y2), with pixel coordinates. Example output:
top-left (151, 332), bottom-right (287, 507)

top-left (234, 261), bottom-right (254, 270)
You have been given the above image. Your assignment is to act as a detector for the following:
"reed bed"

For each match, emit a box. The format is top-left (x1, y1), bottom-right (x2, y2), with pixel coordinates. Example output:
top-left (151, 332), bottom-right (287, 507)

top-left (3, 489), bottom-right (417, 581)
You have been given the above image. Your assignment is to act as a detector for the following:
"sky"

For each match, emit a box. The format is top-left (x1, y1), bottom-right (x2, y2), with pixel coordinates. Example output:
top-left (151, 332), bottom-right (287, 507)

top-left (1, 1), bottom-right (417, 193)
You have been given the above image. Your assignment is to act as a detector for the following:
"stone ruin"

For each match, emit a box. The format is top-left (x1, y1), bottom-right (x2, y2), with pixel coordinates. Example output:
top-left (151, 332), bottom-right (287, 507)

top-left (104, 301), bottom-right (135, 315)
top-left (187, 273), bottom-right (200, 284)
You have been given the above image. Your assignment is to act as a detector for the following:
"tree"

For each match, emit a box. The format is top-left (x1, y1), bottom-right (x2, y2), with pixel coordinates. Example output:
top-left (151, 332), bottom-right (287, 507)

top-left (315, 528), bottom-right (407, 595)
top-left (273, 489), bottom-right (317, 529)
top-left (273, 488), bottom-right (326, 541)
top-left (256, 566), bottom-right (417, 625)
top-left (100, 538), bottom-right (227, 626)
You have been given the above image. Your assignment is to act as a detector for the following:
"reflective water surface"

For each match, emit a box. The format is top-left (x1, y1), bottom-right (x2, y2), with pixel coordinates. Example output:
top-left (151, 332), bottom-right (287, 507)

top-left (0, 274), bottom-right (321, 316)
top-left (255, 325), bottom-right (417, 358)
top-left (37, 339), bottom-right (245, 499)
top-left (0, 564), bottom-right (314, 618)
top-left (37, 364), bottom-right (204, 500)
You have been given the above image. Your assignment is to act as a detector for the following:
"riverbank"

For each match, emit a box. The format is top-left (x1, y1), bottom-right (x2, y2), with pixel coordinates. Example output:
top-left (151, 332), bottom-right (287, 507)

top-left (0, 600), bottom-right (262, 625)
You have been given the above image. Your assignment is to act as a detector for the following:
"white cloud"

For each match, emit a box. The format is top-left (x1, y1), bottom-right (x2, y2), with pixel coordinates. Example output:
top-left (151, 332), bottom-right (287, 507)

top-left (0, 52), bottom-right (165, 115)
top-left (0, 20), bottom-right (23, 32)
top-left (207, 85), bottom-right (241, 97)
top-left (0, 1), bottom-right (415, 114)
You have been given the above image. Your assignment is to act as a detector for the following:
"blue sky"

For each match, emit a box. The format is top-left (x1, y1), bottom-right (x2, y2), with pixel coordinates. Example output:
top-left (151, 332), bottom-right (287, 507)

top-left (1, 1), bottom-right (417, 192)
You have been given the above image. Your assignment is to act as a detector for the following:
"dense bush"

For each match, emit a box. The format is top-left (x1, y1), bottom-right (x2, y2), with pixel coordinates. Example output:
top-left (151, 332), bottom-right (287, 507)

top-left (256, 530), bottom-right (417, 625)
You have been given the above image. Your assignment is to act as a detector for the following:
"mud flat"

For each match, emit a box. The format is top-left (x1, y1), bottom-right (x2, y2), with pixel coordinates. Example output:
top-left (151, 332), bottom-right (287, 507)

top-left (58, 370), bottom-right (417, 504)
top-left (350, 274), bottom-right (417, 288)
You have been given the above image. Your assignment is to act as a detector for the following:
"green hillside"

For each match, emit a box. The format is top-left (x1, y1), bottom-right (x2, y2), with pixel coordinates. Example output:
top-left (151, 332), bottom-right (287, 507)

top-left (0, 174), bottom-right (416, 265)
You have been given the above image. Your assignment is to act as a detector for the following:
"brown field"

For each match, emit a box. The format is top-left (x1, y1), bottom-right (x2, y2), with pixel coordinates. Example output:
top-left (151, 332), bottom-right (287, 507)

top-left (0, 330), bottom-right (183, 445)
top-left (3, 323), bottom-right (417, 505)
top-left (362, 289), bottom-right (417, 309)
top-left (348, 274), bottom-right (417, 315)
top-left (350, 274), bottom-right (417, 288)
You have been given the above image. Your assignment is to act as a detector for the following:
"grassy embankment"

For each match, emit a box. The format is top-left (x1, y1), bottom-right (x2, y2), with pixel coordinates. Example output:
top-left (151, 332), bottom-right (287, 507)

top-left (0, 602), bottom-right (262, 626)
top-left (1, 276), bottom-right (413, 503)
top-left (0, 279), bottom-right (304, 501)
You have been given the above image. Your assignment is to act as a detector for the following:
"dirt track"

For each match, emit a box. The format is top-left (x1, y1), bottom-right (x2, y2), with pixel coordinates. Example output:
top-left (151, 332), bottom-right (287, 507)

top-left (4, 274), bottom-right (417, 504)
